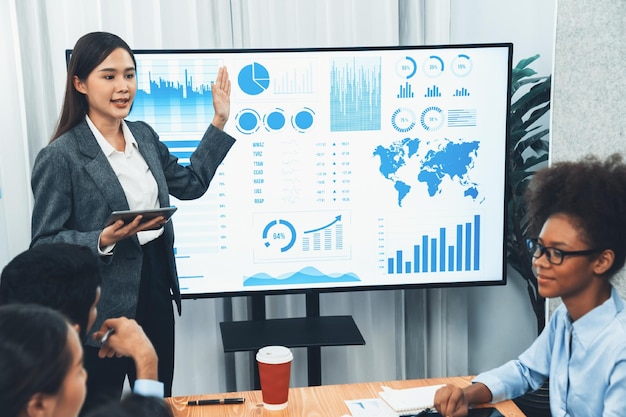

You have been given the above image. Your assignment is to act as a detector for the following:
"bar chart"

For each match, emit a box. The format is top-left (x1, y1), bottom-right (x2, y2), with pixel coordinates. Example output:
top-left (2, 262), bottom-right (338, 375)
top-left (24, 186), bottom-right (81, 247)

top-left (387, 214), bottom-right (481, 274)
top-left (329, 56), bottom-right (382, 132)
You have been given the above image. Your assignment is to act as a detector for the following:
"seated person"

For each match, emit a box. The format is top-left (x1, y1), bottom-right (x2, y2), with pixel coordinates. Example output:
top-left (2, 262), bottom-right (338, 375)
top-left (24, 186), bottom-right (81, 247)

top-left (434, 154), bottom-right (626, 417)
top-left (0, 242), bottom-right (101, 340)
top-left (85, 394), bottom-right (174, 417)
top-left (0, 303), bottom-right (86, 417)
top-left (0, 243), bottom-right (163, 403)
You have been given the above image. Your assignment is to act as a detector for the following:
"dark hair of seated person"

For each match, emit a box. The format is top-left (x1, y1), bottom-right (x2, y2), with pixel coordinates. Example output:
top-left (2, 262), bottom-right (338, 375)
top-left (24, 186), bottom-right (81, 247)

top-left (85, 393), bottom-right (174, 417)
top-left (0, 242), bottom-right (101, 339)
top-left (0, 303), bottom-right (74, 417)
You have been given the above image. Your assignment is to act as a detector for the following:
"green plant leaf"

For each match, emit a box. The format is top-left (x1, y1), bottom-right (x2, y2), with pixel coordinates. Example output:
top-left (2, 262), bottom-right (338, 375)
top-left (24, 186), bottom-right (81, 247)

top-left (506, 55), bottom-right (550, 333)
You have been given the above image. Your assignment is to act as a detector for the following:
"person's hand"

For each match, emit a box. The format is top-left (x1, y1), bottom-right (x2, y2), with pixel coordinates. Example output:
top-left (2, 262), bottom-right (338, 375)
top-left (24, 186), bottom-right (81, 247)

top-left (99, 215), bottom-right (166, 249)
top-left (433, 384), bottom-right (469, 417)
top-left (211, 66), bottom-right (231, 130)
top-left (92, 317), bottom-right (158, 380)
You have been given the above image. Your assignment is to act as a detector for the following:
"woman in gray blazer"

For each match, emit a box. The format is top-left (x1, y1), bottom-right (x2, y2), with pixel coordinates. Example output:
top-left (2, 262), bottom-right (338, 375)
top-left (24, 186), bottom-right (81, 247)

top-left (30, 32), bottom-right (235, 413)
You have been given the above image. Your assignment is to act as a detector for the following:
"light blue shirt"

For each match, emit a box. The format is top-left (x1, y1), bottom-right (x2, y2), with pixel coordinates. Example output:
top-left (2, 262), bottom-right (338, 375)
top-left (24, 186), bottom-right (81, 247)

top-left (474, 287), bottom-right (626, 417)
top-left (133, 379), bottom-right (164, 398)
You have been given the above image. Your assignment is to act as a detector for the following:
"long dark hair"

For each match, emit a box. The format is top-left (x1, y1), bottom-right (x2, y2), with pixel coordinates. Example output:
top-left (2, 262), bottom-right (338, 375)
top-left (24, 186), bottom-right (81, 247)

top-left (0, 304), bottom-right (72, 417)
top-left (51, 31), bottom-right (136, 142)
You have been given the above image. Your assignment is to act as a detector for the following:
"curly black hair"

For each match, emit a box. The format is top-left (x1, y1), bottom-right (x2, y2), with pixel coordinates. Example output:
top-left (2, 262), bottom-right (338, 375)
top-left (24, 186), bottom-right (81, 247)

top-left (525, 153), bottom-right (626, 277)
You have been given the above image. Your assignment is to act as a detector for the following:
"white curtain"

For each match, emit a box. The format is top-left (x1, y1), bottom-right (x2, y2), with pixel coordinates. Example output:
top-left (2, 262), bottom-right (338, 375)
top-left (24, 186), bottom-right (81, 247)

top-left (1, 0), bottom-right (551, 397)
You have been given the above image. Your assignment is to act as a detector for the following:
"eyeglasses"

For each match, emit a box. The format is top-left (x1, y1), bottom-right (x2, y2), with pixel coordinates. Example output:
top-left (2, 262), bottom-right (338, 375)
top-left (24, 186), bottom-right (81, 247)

top-left (526, 238), bottom-right (600, 265)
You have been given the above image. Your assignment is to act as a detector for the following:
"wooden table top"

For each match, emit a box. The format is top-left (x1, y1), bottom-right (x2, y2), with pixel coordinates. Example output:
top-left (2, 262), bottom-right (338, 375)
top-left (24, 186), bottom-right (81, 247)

top-left (166, 376), bottom-right (526, 417)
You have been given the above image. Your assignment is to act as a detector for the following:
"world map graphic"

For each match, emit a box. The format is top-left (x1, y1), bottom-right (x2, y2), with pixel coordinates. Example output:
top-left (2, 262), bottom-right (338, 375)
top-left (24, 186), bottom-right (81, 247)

top-left (373, 137), bottom-right (481, 207)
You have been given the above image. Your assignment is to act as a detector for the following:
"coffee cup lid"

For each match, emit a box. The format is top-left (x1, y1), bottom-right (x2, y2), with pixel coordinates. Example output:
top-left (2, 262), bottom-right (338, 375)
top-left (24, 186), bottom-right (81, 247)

top-left (256, 345), bottom-right (293, 364)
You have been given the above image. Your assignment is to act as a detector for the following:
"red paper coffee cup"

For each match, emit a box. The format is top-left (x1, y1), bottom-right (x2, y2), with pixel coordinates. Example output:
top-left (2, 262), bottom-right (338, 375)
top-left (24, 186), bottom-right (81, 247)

top-left (256, 345), bottom-right (293, 410)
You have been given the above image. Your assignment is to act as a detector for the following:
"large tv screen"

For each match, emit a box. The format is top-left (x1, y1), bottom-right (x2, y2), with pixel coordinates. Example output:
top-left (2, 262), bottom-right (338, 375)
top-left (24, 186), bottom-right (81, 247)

top-left (76, 43), bottom-right (512, 297)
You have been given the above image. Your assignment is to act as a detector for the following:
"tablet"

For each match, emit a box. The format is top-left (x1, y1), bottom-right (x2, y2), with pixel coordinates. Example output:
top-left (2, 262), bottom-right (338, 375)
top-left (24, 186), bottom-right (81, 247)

top-left (427, 408), bottom-right (503, 417)
top-left (104, 207), bottom-right (178, 229)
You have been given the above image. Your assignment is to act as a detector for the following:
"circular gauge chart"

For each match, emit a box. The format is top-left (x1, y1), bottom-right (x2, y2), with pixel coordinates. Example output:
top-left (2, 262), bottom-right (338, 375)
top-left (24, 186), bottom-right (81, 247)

top-left (391, 108), bottom-right (416, 132)
top-left (262, 219), bottom-right (296, 252)
top-left (395, 56), bottom-right (417, 79)
top-left (451, 54), bottom-right (473, 77)
top-left (423, 55), bottom-right (444, 78)
top-left (235, 108), bottom-right (261, 134)
top-left (263, 108), bottom-right (286, 131)
top-left (420, 106), bottom-right (444, 131)
top-left (238, 62), bottom-right (270, 95)
top-left (291, 108), bottom-right (315, 133)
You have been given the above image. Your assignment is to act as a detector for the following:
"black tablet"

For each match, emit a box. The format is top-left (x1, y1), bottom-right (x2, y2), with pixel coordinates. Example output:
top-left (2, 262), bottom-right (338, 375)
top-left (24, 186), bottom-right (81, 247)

top-left (104, 207), bottom-right (178, 229)
top-left (425, 408), bottom-right (503, 417)
top-left (468, 408), bottom-right (504, 417)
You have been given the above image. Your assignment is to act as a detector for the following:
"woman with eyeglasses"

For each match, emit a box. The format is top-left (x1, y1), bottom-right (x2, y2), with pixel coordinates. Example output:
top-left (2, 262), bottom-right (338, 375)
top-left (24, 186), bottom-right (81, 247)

top-left (434, 154), bottom-right (626, 417)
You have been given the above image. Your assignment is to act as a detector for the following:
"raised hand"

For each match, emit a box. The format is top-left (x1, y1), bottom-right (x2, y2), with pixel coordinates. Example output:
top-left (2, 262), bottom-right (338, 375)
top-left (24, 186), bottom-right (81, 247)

top-left (211, 66), bottom-right (231, 130)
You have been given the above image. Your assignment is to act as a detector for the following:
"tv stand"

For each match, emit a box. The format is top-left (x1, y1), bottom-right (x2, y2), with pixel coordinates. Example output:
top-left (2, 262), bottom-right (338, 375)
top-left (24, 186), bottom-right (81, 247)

top-left (219, 292), bottom-right (365, 387)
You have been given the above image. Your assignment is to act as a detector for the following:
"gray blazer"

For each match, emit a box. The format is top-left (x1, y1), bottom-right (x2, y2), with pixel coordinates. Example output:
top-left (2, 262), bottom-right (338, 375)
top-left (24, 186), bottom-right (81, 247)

top-left (31, 119), bottom-right (235, 345)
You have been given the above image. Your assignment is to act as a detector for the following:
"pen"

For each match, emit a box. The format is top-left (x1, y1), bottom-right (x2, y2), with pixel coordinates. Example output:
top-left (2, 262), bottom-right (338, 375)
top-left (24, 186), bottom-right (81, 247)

top-left (99, 328), bottom-right (114, 344)
top-left (187, 398), bottom-right (245, 406)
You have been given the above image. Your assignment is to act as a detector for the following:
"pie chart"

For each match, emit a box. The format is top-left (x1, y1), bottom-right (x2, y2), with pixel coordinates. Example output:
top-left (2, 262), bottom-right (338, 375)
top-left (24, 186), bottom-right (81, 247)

top-left (238, 62), bottom-right (270, 95)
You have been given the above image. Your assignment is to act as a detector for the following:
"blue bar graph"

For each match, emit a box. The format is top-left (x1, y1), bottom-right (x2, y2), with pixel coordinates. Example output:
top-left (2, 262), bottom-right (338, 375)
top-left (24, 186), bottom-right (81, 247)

top-left (397, 82), bottom-right (414, 98)
top-left (386, 215), bottom-right (481, 275)
top-left (473, 216), bottom-right (481, 269)
top-left (425, 84), bottom-right (441, 97)
top-left (422, 235), bottom-right (428, 273)
top-left (430, 238), bottom-right (437, 272)
top-left (465, 221), bottom-right (471, 270)
top-left (453, 87), bottom-right (470, 97)
top-left (330, 56), bottom-right (382, 132)
top-left (128, 58), bottom-right (222, 166)
top-left (456, 224), bottom-right (463, 271)
top-left (130, 68), bottom-right (217, 133)
top-left (439, 228), bottom-right (446, 272)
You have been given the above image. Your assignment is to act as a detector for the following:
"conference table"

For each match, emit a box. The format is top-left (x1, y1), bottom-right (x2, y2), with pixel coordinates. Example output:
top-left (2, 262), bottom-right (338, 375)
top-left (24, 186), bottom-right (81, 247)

top-left (166, 376), bottom-right (526, 417)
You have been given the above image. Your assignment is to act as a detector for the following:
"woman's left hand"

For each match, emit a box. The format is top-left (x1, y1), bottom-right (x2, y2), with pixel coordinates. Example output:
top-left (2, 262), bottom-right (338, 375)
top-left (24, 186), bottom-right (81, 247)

top-left (211, 66), bottom-right (231, 130)
top-left (98, 215), bottom-right (166, 249)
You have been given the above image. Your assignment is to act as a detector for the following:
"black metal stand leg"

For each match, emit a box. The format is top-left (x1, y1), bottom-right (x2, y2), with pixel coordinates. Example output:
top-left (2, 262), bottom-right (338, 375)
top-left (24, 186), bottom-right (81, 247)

top-left (307, 345), bottom-right (322, 386)
top-left (251, 294), bottom-right (266, 389)
top-left (306, 291), bottom-right (322, 386)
